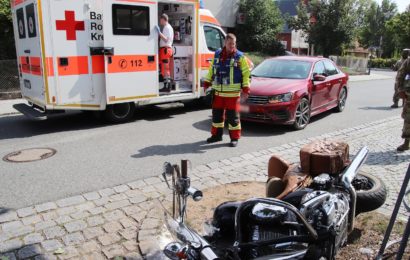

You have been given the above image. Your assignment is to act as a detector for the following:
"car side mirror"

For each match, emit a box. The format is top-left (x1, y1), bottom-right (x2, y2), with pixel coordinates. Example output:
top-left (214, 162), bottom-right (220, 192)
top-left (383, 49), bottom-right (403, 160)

top-left (313, 74), bottom-right (326, 82)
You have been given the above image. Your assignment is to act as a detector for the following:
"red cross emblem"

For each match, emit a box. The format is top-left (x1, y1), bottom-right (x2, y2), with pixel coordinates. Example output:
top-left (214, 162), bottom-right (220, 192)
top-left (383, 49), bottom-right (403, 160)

top-left (56, 11), bottom-right (85, 40)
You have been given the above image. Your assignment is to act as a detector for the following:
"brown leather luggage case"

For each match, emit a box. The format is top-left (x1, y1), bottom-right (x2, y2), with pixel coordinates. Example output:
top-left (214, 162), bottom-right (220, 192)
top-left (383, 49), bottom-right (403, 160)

top-left (300, 140), bottom-right (349, 176)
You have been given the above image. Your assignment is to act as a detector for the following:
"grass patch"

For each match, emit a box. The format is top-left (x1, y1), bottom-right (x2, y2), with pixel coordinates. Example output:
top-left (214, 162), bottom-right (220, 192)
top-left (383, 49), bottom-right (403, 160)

top-left (340, 66), bottom-right (368, 76)
top-left (245, 52), bottom-right (271, 67)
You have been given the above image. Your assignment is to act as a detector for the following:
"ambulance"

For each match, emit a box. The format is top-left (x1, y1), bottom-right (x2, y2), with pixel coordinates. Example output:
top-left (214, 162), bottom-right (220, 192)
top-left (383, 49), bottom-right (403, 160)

top-left (11, 0), bottom-right (226, 122)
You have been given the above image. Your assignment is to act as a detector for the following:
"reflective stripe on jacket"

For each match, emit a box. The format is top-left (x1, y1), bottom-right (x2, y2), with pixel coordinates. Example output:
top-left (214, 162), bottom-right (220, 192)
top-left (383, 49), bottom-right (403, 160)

top-left (204, 49), bottom-right (250, 94)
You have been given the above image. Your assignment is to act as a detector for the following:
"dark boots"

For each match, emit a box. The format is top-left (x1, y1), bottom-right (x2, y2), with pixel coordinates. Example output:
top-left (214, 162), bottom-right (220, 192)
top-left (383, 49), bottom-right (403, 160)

top-left (397, 139), bottom-right (410, 152)
top-left (230, 139), bottom-right (238, 147)
top-left (207, 135), bottom-right (222, 143)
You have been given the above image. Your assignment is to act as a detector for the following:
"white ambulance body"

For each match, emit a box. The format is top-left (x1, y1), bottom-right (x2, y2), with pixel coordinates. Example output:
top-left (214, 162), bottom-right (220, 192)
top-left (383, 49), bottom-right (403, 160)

top-left (11, 0), bottom-right (226, 122)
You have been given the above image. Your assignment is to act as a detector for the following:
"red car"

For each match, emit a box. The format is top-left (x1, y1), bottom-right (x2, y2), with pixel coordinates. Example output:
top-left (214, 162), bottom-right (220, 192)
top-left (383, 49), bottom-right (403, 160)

top-left (242, 56), bottom-right (349, 130)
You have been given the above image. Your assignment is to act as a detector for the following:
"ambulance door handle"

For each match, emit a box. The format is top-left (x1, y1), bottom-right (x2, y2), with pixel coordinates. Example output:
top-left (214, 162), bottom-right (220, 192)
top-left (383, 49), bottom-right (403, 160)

top-left (24, 49), bottom-right (31, 54)
top-left (102, 47), bottom-right (114, 55)
top-left (107, 57), bottom-right (112, 64)
top-left (148, 56), bottom-right (155, 63)
top-left (206, 58), bottom-right (212, 62)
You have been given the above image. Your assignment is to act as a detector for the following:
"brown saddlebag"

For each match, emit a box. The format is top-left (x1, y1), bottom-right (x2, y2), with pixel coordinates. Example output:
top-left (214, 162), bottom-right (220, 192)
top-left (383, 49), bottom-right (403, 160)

top-left (300, 140), bottom-right (349, 176)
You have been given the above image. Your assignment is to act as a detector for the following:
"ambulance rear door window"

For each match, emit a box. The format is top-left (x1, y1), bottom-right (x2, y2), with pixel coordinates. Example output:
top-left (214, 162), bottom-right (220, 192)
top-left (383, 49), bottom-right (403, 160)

top-left (16, 8), bottom-right (26, 39)
top-left (112, 4), bottom-right (150, 36)
top-left (26, 3), bottom-right (37, 38)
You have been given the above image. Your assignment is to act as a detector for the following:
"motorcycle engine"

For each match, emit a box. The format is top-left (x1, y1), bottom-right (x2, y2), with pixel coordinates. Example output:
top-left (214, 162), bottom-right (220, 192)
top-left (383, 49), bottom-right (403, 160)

top-left (311, 173), bottom-right (333, 191)
top-left (249, 203), bottom-right (296, 241)
top-left (301, 190), bottom-right (350, 257)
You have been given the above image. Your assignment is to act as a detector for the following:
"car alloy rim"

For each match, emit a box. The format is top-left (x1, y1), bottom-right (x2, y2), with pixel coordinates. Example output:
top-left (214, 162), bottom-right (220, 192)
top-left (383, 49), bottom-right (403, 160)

top-left (295, 100), bottom-right (310, 127)
top-left (339, 89), bottom-right (347, 109)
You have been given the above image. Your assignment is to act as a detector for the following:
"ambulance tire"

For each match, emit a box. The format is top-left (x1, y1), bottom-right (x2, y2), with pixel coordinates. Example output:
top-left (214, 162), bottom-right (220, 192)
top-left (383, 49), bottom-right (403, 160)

top-left (104, 103), bottom-right (135, 123)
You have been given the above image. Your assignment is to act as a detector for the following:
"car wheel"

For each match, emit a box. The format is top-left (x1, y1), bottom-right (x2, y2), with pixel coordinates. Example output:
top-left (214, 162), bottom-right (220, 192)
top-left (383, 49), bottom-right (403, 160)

top-left (293, 98), bottom-right (311, 130)
top-left (104, 102), bottom-right (135, 123)
top-left (335, 87), bottom-right (347, 112)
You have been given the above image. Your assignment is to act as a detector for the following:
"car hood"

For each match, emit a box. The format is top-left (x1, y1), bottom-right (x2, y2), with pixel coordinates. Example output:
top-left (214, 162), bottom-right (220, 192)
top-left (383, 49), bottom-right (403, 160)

top-left (250, 77), bottom-right (307, 96)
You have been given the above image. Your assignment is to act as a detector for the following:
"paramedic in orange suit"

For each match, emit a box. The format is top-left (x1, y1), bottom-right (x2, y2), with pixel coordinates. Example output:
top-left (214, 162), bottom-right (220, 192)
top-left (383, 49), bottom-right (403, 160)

top-left (155, 14), bottom-right (174, 92)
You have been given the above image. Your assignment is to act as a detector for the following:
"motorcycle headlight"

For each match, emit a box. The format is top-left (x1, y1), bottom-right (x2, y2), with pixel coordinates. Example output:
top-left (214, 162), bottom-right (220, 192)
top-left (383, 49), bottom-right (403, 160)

top-left (269, 93), bottom-right (293, 104)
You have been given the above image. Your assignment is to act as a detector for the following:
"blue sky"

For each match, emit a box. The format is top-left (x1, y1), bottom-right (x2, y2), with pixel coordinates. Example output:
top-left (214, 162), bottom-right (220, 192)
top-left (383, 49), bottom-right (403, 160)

top-left (377, 0), bottom-right (408, 12)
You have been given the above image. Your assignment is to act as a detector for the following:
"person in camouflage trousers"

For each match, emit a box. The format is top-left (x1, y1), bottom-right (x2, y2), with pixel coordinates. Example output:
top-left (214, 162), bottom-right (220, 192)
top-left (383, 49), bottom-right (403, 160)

top-left (396, 57), bottom-right (410, 151)
top-left (391, 50), bottom-right (408, 108)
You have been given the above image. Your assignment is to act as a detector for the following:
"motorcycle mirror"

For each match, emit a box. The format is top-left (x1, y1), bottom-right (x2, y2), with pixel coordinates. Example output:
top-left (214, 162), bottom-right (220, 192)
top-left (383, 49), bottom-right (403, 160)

top-left (187, 187), bottom-right (203, 202)
top-left (163, 162), bottom-right (173, 176)
top-left (163, 242), bottom-right (184, 260)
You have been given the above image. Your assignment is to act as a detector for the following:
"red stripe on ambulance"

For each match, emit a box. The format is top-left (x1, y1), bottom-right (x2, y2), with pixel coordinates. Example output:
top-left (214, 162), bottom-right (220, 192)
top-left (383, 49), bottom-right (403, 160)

top-left (57, 56), bottom-right (88, 76)
top-left (107, 55), bottom-right (157, 74)
top-left (92, 55), bottom-right (105, 74)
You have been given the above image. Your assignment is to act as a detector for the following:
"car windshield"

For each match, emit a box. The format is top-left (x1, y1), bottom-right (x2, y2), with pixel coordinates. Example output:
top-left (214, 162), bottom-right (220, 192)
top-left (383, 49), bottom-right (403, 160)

top-left (251, 59), bottom-right (312, 79)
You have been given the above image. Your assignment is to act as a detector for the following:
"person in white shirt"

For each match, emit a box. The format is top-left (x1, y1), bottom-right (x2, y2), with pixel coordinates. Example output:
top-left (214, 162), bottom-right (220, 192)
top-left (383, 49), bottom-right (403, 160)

top-left (155, 14), bottom-right (174, 92)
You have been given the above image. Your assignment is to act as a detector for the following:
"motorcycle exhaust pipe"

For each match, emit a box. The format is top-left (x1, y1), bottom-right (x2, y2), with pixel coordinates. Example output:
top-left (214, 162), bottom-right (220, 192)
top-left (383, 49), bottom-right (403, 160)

top-left (341, 146), bottom-right (369, 233)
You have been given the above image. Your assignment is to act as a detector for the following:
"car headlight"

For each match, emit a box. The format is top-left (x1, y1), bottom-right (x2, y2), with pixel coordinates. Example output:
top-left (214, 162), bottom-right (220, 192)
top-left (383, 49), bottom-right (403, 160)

top-left (269, 93), bottom-right (293, 104)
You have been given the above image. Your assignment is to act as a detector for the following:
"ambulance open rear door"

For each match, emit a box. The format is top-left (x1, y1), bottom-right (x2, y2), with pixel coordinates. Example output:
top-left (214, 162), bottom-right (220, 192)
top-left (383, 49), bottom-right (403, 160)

top-left (102, 1), bottom-right (159, 104)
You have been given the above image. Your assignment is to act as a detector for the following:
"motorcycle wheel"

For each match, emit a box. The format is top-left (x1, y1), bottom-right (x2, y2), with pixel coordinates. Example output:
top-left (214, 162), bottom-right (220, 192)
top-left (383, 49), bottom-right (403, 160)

top-left (353, 172), bottom-right (387, 215)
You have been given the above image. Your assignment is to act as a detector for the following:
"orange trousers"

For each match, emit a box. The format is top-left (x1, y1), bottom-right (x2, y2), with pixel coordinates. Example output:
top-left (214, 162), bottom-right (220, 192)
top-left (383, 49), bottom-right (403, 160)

top-left (159, 47), bottom-right (173, 79)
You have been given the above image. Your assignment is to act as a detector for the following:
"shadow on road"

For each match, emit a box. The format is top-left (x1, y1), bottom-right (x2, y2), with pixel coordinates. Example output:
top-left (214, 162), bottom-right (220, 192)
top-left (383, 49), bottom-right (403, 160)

top-left (0, 112), bottom-right (106, 140)
top-left (131, 140), bottom-right (228, 158)
top-left (366, 150), bottom-right (410, 166)
top-left (359, 106), bottom-right (396, 111)
top-left (0, 102), bottom-right (209, 140)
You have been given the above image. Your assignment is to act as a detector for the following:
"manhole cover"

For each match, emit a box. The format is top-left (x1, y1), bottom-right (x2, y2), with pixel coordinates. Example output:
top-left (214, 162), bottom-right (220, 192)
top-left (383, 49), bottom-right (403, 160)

top-left (3, 148), bottom-right (57, 163)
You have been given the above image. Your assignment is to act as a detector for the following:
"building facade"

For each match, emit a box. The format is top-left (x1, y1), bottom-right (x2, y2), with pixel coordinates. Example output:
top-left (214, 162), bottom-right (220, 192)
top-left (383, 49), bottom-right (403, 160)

top-left (202, 0), bottom-right (240, 32)
top-left (202, 0), bottom-right (309, 54)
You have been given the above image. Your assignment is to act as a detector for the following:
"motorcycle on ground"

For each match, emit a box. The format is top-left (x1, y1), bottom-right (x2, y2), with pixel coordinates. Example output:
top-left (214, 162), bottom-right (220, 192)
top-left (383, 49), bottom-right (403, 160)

top-left (159, 144), bottom-right (387, 260)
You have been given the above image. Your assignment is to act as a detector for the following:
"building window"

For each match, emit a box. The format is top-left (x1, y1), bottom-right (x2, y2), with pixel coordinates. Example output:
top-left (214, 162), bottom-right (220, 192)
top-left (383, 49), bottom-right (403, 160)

top-left (204, 26), bottom-right (224, 52)
top-left (112, 4), bottom-right (150, 36)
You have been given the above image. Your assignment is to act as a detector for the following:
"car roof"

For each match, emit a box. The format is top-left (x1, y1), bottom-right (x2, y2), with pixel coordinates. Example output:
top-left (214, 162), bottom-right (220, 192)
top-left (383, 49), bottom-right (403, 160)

top-left (270, 56), bottom-right (326, 63)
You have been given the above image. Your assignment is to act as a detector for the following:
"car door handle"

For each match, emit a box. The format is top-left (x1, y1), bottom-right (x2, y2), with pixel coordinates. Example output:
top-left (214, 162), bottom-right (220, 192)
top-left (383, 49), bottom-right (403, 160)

top-left (338, 79), bottom-right (343, 83)
top-left (326, 83), bottom-right (332, 86)
top-left (206, 58), bottom-right (212, 62)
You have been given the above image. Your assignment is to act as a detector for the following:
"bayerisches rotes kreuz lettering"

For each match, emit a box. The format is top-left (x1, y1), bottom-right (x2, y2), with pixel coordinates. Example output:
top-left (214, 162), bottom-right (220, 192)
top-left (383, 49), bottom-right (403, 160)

top-left (90, 12), bottom-right (103, 41)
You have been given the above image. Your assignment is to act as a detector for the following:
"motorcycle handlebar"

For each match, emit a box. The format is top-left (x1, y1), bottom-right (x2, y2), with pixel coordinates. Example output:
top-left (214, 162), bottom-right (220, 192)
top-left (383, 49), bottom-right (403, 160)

top-left (181, 160), bottom-right (189, 178)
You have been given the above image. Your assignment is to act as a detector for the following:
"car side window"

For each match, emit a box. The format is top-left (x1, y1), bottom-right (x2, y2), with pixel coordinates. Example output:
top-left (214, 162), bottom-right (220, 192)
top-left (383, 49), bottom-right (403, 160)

top-left (324, 60), bottom-right (339, 76)
top-left (204, 26), bottom-right (225, 52)
top-left (313, 61), bottom-right (325, 76)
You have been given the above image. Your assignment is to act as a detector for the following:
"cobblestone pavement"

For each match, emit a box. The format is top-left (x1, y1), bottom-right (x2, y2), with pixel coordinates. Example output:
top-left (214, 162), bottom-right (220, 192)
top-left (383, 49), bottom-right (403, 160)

top-left (1, 116), bottom-right (409, 259)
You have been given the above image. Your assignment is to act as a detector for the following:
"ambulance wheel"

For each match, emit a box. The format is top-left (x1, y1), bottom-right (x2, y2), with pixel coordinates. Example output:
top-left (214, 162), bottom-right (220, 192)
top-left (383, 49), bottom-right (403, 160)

top-left (104, 103), bottom-right (135, 123)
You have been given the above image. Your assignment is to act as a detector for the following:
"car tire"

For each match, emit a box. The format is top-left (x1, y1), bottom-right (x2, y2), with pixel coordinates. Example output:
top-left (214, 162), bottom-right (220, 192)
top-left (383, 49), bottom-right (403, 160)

top-left (293, 98), bottom-right (311, 130)
top-left (104, 102), bottom-right (135, 123)
top-left (353, 172), bottom-right (387, 215)
top-left (335, 87), bottom-right (347, 112)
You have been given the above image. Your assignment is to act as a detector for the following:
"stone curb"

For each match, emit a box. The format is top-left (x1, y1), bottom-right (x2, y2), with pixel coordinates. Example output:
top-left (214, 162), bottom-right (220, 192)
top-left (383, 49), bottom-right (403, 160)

top-left (0, 115), bottom-right (408, 260)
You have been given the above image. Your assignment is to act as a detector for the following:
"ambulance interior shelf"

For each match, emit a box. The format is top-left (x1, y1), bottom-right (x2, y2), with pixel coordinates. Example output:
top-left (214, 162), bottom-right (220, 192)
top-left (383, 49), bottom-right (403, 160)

top-left (159, 3), bottom-right (194, 96)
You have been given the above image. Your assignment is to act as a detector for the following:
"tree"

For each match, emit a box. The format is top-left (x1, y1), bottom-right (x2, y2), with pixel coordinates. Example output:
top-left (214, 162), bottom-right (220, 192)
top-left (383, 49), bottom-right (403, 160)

top-left (287, 0), bottom-right (356, 57)
top-left (359, 0), bottom-right (397, 57)
top-left (385, 9), bottom-right (410, 56)
top-left (236, 0), bottom-right (284, 55)
top-left (0, 0), bottom-right (15, 59)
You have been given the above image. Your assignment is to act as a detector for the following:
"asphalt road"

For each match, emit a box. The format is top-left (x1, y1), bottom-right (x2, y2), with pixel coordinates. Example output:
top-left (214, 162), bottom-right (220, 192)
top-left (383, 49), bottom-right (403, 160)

top-left (0, 71), bottom-right (402, 209)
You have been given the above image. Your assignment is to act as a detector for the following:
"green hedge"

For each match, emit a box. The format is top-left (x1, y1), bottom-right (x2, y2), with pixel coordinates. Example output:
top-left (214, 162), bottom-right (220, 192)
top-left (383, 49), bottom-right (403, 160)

top-left (369, 58), bottom-right (398, 68)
